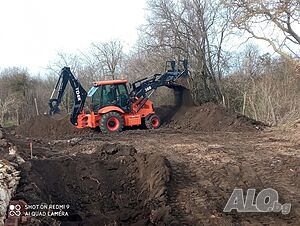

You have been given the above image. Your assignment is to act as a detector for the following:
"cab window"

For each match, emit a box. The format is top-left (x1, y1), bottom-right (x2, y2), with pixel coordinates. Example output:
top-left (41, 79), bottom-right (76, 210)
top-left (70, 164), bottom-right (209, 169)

top-left (90, 87), bottom-right (101, 111)
top-left (116, 84), bottom-right (129, 108)
top-left (102, 85), bottom-right (117, 106)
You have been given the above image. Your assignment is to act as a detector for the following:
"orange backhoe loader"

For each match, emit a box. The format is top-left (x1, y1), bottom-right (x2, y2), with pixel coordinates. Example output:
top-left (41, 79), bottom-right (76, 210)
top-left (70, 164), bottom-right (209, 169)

top-left (48, 60), bottom-right (188, 133)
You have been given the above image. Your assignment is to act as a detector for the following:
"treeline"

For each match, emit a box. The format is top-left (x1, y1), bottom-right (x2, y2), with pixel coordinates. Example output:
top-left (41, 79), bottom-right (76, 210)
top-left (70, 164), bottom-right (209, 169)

top-left (1, 0), bottom-right (300, 126)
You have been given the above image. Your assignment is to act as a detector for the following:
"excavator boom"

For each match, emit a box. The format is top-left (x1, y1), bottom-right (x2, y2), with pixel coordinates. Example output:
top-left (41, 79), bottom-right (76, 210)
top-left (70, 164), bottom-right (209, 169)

top-left (49, 67), bottom-right (87, 125)
top-left (129, 59), bottom-right (189, 113)
top-left (130, 59), bottom-right (188, 98)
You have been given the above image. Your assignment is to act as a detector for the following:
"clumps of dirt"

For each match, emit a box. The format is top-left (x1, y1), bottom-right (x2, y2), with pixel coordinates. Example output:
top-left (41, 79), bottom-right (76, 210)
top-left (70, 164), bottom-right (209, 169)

top-left (168, 102), bottom-right (265, 132)
top-left (157, 86), bottom-right (265, 132)
top-left (156, 86), bottom-right (194, 124)
top-left (185, 160), bottom-right (297, 225)
top-left (16, 115), bottom-right (85, 138)
top-left (14, 143), bottom-right (173, 226)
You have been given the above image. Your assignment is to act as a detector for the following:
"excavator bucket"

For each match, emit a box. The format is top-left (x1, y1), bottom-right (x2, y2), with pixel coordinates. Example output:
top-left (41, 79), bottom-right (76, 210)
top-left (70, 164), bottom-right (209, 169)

top-left (48, 107), bottom-right (69, 120)
top-left (166, 59), bottom-right (189, 90)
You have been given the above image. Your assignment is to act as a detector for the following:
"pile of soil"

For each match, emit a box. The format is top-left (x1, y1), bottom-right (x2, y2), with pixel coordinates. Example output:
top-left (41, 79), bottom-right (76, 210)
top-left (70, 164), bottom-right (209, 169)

top-left (167, 102), bottom-right (265, 132)
top-left (14, 143), bottom-right (173, 226)
top-left (157, 86), bottom-right (265, 132)
top-left (16, 115), bottom-right (84, 138)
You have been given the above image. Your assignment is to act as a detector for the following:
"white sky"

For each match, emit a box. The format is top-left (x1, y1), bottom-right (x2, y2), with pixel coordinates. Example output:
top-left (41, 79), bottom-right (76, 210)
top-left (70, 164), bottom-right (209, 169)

top-left (0, 0), bottom-right (147, 74)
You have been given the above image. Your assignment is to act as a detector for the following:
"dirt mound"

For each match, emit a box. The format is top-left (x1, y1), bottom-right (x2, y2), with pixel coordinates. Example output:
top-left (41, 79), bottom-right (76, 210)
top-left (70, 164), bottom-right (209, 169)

top-left (156, 86), bottom-right (265, 132)
top-left (156, 86), bottom-right (195, 124)
top-left (16, 115), bottom-right (84, 138)
top-left (168, 102), bottom-right (265, 132)
top-left (14, 143), bottom-right (173, 226)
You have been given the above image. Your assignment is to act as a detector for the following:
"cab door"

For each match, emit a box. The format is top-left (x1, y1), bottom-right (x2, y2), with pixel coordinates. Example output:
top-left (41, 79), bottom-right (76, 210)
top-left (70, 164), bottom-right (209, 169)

top-left (115, 84), bottom-right (130, 111)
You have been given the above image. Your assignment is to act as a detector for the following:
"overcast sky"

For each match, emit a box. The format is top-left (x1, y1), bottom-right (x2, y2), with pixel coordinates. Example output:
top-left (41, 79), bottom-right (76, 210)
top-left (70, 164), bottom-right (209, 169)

top-left (0, 0), bottom-right (146, 74)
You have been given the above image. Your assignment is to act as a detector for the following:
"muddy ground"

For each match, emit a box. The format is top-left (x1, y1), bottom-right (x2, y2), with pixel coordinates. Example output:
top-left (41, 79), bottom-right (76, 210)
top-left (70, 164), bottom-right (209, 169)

top-left (1, 124), bottom-right (299, 225)
top-left (14, 144), bottom-right (172, 226)
top-left (1, 87), bottom-right (299, 225)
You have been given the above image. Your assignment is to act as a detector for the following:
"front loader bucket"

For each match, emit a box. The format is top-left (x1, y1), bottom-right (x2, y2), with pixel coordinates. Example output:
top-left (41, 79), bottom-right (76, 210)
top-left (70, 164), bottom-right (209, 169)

top-left (172, 75), bottom-right (189, 90)
top-left (167, 59), bottom-right (190, 90)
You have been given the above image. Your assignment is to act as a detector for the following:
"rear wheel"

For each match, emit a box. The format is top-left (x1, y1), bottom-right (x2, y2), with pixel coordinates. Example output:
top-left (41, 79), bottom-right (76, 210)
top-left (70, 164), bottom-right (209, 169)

top-left (145, 114), bottom-right (160, 129)
top-left (100, 112), bottom-right (124, 133)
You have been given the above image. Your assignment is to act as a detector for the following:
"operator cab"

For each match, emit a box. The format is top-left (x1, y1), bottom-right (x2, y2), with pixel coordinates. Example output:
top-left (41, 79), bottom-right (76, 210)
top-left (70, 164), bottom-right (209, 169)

top-left (87, 80), bottom-right (131, 112)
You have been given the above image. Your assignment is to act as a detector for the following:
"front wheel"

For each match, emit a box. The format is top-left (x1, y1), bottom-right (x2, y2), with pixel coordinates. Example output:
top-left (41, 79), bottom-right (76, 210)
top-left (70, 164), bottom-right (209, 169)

top-left (100, 112), bottom-right (124, 133)
top-left (145, 114), bottom-right (161, 129)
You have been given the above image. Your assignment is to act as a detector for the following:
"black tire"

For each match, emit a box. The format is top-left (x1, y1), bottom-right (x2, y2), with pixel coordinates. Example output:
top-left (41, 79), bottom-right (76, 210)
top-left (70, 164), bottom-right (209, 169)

top-left (145, 114), bottom-right (160, 129)
top-left (100, 112), bottom-right (124, 133)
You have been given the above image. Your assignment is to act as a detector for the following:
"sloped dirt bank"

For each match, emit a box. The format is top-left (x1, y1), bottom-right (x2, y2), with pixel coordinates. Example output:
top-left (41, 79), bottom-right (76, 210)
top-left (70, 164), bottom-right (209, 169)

top-left (16, 115), bottom-right (82, 138)
top-left (13, 143), bottom-right (172, 226)
top-left (156, 86), bottom-right (266, 131)
top-left (167, 102), bottom-right (265, 132)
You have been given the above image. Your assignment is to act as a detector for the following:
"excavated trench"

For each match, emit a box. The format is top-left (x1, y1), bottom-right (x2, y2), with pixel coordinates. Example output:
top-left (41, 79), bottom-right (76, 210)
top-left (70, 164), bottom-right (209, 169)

top-left (13, 143), bottom-right (172, 226)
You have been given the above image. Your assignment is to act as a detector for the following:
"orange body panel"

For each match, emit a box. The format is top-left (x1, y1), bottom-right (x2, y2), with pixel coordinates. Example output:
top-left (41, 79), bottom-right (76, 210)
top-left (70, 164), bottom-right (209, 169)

top-left (131, 98), bottom-right (155, 117)
top-left (93, 79), bottom-right (128, 86)
top-left (76, 111), bottom-right (100, 128)
top-left (76, 99), bottom-right (155, 128)
top-left (98, 106), bottom-right (125, 114)
top-left (124, 114), bottom-right (141, 126)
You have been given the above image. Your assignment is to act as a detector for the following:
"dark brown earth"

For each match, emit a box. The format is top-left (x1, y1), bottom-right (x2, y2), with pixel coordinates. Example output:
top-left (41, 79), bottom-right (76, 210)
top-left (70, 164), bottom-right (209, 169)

top-left (156, 86), bottom-right (266, 132)
top-left (16, 114), bottom-right (96, 140)
top-left (166, 102), bottom-right (265, 132)
top-left (2, 88), bottom-right (299, 226)
top-left (13, 143), bottom-right (172, 226)
top-left (16, 115), bottom-right (80, 138)
top-left (3, 126), bottom-right (300, 226)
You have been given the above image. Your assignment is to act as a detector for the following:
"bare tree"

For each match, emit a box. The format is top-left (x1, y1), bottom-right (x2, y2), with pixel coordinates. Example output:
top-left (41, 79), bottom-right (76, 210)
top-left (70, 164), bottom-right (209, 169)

top-left (46, 52), bottom-right (86, 113)
top-left (0, 67), bottom-right (38, 125)
top-left (140, 0), bottom-right (231, 104)
top-left (223, 0), bottom-right (300, 59)
top-left (47, 52), bottom-right (83, 75)
top-left (91, 40), bottom-right (124, 80)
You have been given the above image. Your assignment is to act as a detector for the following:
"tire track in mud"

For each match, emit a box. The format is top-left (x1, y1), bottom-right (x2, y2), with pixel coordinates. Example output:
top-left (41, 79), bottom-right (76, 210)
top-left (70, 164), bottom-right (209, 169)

top-left (100, 130), bottom-right (300, 226)
top-left (167, 161), bottom-right (220, 225)
top-left (161, 152), bottom-right (233, 225)
top-left (100, 132), bottom-right (230, 225)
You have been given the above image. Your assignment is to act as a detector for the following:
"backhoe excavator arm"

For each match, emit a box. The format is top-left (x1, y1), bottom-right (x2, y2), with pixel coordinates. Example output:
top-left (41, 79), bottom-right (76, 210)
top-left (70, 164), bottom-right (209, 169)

top-left (49, 67), bottom-right (87, 125)
top-left (130, 59), bottom-right (189, 112)
top-left (130, 59), bottom-right (188, 98)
